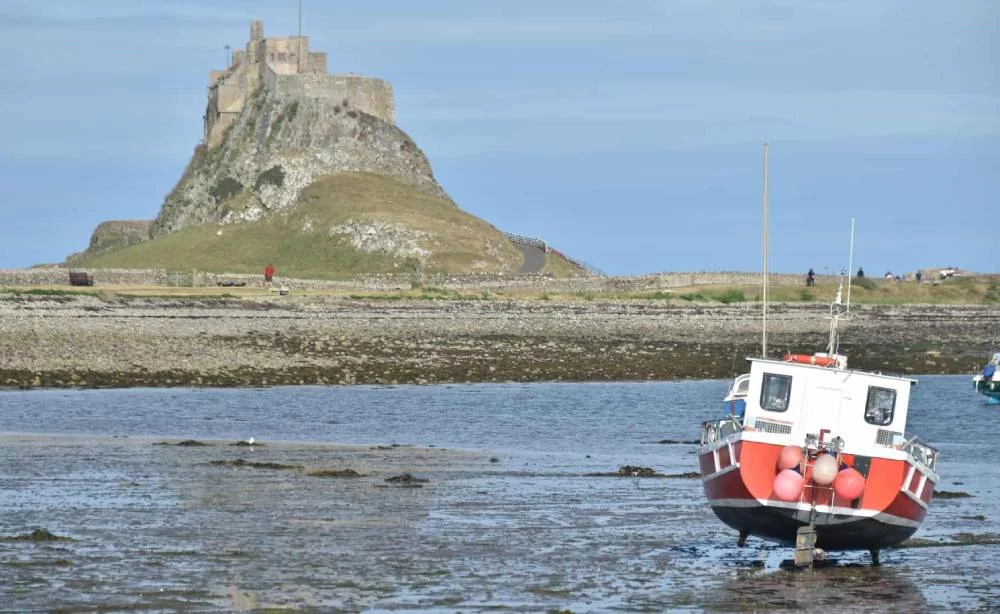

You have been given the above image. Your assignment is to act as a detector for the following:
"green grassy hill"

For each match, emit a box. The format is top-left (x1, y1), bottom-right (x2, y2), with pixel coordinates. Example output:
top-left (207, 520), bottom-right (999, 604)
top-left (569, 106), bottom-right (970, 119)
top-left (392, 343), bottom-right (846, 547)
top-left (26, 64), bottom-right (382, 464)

top-left (74, 172), bottom-right (577, 279)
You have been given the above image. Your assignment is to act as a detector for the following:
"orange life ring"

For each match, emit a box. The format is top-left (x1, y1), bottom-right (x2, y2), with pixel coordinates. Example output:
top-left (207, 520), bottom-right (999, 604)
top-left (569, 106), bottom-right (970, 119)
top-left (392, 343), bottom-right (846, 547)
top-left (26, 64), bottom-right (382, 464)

top-left (783, 353), bottom-right (837, 367)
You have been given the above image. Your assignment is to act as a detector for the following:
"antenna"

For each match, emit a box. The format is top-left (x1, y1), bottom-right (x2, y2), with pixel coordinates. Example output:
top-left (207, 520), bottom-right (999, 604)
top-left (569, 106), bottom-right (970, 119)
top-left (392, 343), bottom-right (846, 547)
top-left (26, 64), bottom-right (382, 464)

top-left (846, 217), bottom-right (855, 313)
top-left (761, 143), bottom-right (769, 358)
top-left (298, 0), bottom-right (303, 37)
top-left (224, 44), bottom-right (231, 67)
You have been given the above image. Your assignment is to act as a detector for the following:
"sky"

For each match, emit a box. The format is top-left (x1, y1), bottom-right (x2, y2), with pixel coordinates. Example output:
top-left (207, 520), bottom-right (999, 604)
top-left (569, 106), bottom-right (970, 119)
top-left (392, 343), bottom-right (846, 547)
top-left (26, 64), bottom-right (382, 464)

top-left (0, 0), bottom-right (997, 276)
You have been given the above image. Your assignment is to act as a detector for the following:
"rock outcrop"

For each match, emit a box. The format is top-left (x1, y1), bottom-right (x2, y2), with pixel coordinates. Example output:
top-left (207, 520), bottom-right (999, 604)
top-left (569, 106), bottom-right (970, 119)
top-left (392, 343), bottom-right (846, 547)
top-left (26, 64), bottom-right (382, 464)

top-left (151, 88), bottom-right (451, 236)
top-left (67, 220), bottom-right (152, 264)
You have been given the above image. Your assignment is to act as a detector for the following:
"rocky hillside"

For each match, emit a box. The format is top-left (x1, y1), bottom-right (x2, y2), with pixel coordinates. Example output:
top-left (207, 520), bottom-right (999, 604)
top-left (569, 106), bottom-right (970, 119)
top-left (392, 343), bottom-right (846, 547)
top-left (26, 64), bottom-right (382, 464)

top-left (151, 87), bottom-right (451, 236)
top-left (73, 172), bottom-right (526, 278)
top-left (69, 83), bottom-right (585, 278)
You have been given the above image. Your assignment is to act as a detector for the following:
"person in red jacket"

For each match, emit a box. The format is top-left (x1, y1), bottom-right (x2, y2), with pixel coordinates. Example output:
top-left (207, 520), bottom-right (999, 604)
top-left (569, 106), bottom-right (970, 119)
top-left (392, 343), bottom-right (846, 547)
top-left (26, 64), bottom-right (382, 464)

top-left (264, 263), bottom-right (275, 284)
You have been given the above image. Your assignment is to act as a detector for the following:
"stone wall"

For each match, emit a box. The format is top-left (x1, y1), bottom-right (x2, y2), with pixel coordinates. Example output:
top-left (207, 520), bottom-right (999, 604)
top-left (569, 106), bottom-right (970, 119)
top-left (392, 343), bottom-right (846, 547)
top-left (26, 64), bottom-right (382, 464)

top-left (0, 268), bottom-right (172, 287)
top-left (272, 73), bottom-right (395, 123)
top-left (0, 268), bottom-right (823, 293)
top-left (259, 36), bottom-right (313, 76)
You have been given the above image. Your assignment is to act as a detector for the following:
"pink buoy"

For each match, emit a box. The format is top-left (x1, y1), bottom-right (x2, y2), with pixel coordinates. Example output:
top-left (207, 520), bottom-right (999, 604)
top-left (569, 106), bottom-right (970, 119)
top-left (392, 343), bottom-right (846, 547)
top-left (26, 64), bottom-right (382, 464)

top-left (812, 453), bottom-right (838, 486)
top-left (834, 467), bottom-right (866, 500)
top-left (773, 468), bottom-right (805, 502)
top-left (777, 445), bottom-right (803, 471)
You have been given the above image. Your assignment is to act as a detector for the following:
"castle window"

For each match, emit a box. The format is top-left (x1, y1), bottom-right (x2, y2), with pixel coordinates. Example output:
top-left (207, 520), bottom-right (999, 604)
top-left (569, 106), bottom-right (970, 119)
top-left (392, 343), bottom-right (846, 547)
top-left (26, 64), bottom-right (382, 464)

top-left (279, 52), bottom-right (287, 61)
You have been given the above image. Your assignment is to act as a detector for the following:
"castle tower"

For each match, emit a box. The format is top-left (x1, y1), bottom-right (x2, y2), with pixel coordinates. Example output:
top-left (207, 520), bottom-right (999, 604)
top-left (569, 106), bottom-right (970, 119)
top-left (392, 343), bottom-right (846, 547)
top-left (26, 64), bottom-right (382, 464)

top-left (248, 20), bottom-right (263, 64)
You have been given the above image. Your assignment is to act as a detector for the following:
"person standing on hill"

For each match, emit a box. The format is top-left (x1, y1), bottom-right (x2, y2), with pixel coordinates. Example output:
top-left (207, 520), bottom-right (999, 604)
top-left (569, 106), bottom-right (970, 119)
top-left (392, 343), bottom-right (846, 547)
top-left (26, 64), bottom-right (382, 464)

top-left (806, 268), bottom-right (816, 287)
top-left (856, 266), bottom-right (865, 279)
top-left (264, 263), bottom-right (275, 285)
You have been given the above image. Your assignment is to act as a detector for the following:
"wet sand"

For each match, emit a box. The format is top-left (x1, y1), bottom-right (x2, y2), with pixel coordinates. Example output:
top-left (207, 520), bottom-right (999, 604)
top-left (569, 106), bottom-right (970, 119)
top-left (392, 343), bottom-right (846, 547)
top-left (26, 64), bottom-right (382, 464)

top-left (1, 295), bottom-right (998, 388)
top-left (2, 433), bottom-right (997, 611)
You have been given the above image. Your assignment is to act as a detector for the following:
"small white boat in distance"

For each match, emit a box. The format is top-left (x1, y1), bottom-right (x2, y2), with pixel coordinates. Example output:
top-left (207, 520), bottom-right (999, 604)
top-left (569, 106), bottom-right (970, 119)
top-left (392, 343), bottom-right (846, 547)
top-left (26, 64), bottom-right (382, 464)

top-left (973, 352), bottom-right (1000, 404)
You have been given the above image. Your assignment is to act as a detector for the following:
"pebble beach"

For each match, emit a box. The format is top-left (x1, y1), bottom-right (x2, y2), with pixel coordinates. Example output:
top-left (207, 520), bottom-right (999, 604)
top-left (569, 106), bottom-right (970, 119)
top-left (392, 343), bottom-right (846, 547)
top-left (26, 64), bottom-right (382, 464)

top-left (2, 294), bottom-right (997, 388)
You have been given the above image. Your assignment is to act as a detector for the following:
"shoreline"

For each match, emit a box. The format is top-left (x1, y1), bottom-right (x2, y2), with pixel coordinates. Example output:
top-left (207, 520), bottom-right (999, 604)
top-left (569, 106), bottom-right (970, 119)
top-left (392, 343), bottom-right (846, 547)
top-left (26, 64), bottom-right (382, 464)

top-left (2, 294), bottom-right (998, 389)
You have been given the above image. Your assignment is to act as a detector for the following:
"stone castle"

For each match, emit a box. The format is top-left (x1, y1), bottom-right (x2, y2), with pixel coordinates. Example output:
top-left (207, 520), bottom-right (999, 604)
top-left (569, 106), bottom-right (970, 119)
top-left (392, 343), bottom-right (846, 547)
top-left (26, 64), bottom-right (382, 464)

top-left (204, 20), bottom-right (396, 148)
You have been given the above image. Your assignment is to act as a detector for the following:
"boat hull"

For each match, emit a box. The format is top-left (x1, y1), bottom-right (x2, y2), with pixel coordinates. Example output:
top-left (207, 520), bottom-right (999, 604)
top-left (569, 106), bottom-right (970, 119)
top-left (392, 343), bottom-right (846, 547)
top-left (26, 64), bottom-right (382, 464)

top-left (975, 381), bottom-right (1000, 403)
top-left (699, 437), bottom-right (934, 550)
top-left (711, 504), bottom-right (917, 550)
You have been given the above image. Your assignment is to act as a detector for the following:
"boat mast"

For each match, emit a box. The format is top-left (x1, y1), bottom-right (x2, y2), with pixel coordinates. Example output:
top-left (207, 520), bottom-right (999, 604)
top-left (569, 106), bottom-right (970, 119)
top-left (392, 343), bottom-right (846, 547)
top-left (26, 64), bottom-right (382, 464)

top-left (846, 217), bottom-right (855, 314)
top-left (762, 143), bottom-right (769, 358)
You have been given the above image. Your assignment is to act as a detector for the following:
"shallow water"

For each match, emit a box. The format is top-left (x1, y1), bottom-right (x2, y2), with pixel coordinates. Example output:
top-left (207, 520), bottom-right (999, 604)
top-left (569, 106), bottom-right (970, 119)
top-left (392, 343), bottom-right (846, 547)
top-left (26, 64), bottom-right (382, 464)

top-left (1, 376), bottom-right (998, 612)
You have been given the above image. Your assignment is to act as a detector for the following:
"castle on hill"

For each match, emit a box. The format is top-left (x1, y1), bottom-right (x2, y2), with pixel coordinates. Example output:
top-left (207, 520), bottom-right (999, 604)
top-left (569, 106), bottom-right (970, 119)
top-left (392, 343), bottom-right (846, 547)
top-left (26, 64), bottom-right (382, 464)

top-left (204, 20), bottom-right (396, 147)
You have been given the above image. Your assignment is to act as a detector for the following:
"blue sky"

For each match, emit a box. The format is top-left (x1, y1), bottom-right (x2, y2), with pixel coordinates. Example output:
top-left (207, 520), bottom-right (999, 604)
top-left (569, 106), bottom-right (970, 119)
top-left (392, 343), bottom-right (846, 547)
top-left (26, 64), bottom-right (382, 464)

top-left (1, 0), bottom-right (997, 275)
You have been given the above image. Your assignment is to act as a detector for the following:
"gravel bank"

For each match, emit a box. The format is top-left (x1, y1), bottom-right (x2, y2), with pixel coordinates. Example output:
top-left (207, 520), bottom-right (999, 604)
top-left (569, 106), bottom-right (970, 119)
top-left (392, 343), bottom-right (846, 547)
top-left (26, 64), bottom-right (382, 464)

top-left (1, 295), bottom-right (997, 388)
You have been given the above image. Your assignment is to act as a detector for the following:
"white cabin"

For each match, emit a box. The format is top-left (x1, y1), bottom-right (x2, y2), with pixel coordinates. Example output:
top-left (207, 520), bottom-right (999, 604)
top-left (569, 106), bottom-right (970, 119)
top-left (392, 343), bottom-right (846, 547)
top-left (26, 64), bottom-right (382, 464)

top-left (741, 357), bottom-right (914, 454)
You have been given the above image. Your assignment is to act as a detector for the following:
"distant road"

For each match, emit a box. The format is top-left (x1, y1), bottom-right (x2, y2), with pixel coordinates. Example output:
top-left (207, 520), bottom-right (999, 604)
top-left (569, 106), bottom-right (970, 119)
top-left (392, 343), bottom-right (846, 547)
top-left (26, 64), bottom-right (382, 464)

top-left (513, 242), bottom-right (545, 274)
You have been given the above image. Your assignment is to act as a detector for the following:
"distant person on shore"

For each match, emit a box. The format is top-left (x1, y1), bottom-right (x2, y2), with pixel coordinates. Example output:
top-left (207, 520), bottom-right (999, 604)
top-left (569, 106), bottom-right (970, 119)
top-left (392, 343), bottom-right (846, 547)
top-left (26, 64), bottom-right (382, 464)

top-left (264, 263), bottom-right (275, 284)
top-left (856, 267), bottom-right (865, 279)
top-left (915, 271), bottom-right (923, 283)
top-left (806, 268), bottom-right (815, 287)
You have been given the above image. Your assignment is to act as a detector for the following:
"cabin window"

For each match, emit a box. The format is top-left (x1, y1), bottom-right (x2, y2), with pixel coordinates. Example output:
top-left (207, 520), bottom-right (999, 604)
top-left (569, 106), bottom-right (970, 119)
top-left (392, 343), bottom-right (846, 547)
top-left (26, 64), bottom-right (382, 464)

top-left (865, 387), bottom-right (896, 425)
top-left (760, 373), bottom-right (792, 412)
top-left (736, 378), bottom-right (749, 395)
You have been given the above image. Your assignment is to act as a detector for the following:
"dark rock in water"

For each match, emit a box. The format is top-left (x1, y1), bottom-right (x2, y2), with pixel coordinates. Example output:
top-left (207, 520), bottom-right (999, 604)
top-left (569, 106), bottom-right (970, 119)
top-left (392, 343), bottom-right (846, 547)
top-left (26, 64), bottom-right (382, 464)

top-left (617, 465), bottom-right (658, 477)
top-left (952, 532), bottom-right (1000, 545)
top-left (665, 471), bottom-right (701, 479)
top-left (154, 439), bottom-right (210, 446)
top-left (934, 490), bottom-right (973, 499)
top-left (385, 473), bottom-right (428, 483)
top-left (585, 465), bottom-right (665, 478)
top-left (900, 532), bottom-right (1000, 548)
top-left (4, 528), bottom-right (72, 542)
top-left (209, 459), bottom-right (301, 470)
top-left (308, 469), bottom-right (362, 478)
top-left (230, 440), bottom-right (264, 447)
top-left (654, 439), bottom-right (700, 445)
top-left (489, 457), bottom-right (499, 463)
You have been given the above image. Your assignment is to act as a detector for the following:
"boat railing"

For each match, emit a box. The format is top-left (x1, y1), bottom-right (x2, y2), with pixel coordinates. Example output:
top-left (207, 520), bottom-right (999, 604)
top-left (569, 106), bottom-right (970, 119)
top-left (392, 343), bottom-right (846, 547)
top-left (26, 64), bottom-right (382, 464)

top-left (902, 436), bottom-right (939, 473)
top-left (701, 416), bottom-right (743, 445)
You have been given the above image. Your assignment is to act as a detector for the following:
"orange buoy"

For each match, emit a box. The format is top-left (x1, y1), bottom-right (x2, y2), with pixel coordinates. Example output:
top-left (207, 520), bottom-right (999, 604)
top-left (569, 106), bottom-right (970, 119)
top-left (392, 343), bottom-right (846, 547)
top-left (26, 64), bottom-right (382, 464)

top-left (834, 467), bottom-right (866, 500)
top-left (773, 469), bottom-right (805, 502)
top-left (777, 445), bottom-right (803, 471)
top-left (783, 353), bottom-right (837, 367)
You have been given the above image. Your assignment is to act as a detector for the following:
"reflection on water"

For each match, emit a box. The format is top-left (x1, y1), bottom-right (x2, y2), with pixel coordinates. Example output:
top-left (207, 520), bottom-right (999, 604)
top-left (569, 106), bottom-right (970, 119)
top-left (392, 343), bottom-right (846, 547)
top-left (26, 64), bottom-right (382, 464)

top-left (1, 376), bottom-right (998, 611)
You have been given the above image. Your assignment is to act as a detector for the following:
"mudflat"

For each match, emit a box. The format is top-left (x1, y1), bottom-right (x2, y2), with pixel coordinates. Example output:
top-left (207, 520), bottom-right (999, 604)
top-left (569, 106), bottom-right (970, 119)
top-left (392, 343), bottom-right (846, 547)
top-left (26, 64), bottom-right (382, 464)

top-left (1, 294), bottom-right (998, 388)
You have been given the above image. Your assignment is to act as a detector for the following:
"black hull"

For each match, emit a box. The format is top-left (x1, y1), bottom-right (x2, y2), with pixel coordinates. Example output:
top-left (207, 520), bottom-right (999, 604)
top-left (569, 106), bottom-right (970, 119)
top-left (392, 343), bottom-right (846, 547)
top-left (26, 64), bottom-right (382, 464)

top-left (712, 505), bottom-right (917, 550)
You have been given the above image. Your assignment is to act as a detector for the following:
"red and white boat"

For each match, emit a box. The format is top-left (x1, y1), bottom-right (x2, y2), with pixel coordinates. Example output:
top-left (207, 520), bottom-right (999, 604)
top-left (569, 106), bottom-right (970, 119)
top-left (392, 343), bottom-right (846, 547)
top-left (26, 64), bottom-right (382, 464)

top-left (698, 276), bottom-right (940, 564)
